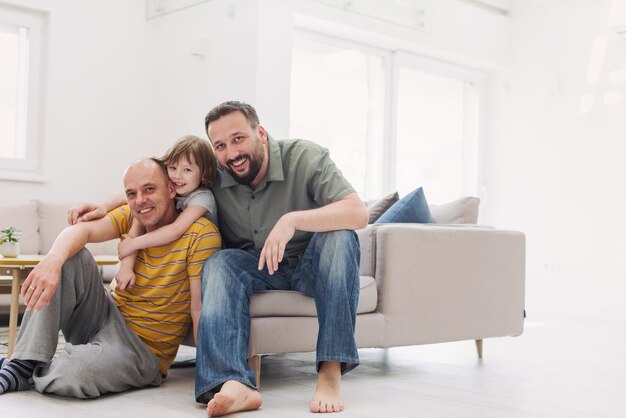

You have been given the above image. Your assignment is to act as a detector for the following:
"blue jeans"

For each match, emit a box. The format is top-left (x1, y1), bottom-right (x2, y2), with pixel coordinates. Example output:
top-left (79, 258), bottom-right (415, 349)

top-left (195, 230), bottom-right (361, 403)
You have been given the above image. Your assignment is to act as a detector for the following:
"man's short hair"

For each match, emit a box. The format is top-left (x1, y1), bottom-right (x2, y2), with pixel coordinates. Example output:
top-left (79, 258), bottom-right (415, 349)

top-left (204, 101), bottom-right (260, 134)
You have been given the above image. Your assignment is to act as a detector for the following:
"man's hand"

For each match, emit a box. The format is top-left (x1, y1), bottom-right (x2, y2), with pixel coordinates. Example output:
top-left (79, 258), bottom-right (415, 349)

top-left (20, 255), bottom-right (64, 312)
top-left (67, 202), bottom-right (108, 225)
top-left (118, 234), bottom-right (137, 259)
top-left (258, 214), bottom-right (296, 275)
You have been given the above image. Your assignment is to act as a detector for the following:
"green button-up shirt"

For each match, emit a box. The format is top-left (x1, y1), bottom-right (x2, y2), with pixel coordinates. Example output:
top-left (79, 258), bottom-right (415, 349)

top-left (213, 136), bottom-right (355, 260)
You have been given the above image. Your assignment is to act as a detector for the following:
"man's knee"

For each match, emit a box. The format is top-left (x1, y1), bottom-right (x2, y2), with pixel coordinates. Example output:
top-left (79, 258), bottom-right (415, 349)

top-left (201, 249), bottom-right (251, 310)
top-left (310, 231), bottom-right (360, 292)
top-left (61, 248), bottom-right (99, 282)
top-left (67, 248), bottom-right (95, 267)
top-left (202, 249), bottom-right (231, 278)
top-left (315, 230), bottom-right (360, 257)
top-left (201, 249), bottom-right (238, 289)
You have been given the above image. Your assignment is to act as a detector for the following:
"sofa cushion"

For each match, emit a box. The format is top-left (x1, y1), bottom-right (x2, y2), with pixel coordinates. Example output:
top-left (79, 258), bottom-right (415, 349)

top-left (0, 201), bottom-right (39, 254)
top-left (39, 202), bottom-right (75, 253)
top-left (429, 196), bottom-right (480, 224)
top-left (250, 275), bottom-right (377, 317)
top-left (367, 192), bottom-right (399, 223)
top-left (39, 202), bottom-right (118, 255)
top-left (375, 187), bottom-right (433, 224)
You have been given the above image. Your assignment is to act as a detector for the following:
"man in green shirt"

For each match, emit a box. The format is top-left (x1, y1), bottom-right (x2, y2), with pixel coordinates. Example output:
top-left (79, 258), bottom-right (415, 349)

top-left (195, 101), bottom-right (368, 416)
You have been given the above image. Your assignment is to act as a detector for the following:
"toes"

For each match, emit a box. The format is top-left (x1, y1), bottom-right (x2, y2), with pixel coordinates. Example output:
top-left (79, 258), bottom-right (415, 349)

top-left (206, 400), bottom-right (215, 417)
top-left (311, 397), bottom-right (344, 413)
top-left (310, 400), bottom-right (321, 413)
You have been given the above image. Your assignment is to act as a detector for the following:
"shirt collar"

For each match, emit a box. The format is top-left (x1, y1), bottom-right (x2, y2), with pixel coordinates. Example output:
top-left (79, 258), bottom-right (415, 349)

top-left (217, 134), bottom-right (284, 189)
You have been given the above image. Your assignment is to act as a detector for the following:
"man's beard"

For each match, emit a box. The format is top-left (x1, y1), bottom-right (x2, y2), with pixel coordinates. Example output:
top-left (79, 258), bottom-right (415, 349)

top-left (225, 140), bottom-right (265, 186)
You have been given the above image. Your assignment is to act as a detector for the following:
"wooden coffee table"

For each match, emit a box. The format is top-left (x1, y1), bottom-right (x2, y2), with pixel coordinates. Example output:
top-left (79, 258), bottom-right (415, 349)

top-left (0, 254), bottom-right (118, 357)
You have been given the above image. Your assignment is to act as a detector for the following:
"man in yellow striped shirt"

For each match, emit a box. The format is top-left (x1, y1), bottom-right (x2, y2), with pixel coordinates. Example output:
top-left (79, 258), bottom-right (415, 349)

top-left (0, 158), bottom-right (220, 398)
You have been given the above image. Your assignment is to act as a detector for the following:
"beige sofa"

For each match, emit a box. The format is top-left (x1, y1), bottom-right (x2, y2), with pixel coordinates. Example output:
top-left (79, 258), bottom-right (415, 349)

top-left (0, 201), bottom-right (118, 314)
top-left (1, 198), bottom-right (525, 385)
top-left (244, 197), bottom-right (525, 383)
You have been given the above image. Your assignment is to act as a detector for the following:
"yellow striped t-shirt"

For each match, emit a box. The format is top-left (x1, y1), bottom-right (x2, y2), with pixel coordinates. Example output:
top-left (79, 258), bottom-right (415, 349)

top-left (107, 205), bottom-right (221, 376)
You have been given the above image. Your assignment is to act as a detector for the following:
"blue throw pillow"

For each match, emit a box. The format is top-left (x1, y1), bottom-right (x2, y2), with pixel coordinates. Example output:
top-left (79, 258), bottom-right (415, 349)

top-left (375, 187), bottom-right (433, 224)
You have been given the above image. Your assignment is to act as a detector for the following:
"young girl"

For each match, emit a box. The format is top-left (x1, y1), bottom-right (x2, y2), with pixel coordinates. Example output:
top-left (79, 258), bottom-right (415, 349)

top-left (83, 135), bottom-right (218, 292)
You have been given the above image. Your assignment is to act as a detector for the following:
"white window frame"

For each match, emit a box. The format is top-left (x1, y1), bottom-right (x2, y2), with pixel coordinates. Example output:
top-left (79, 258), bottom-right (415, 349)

top-left (0, 5), bottom-right (46, 182)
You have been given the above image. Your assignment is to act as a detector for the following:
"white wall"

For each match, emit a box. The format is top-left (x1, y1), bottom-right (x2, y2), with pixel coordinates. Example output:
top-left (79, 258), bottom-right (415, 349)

top-left (0, 0), bottom-right (294, 203)
top-left (0, 0), bottom-right (152, 202)
top-left (491, 0), bottom-right (626, 321)
top-left (145, 0), bottom-right (294, 141)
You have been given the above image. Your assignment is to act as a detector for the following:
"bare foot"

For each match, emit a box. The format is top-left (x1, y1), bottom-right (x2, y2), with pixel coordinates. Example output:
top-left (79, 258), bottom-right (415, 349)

top-left (206, 380), bottom-right (262, 417)
top-left (310, 362), bottom-right (344, 413)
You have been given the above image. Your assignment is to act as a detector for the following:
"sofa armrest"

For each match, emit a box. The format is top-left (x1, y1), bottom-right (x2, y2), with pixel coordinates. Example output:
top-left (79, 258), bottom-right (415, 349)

top-left (356, 226), bottom-right (376, 277)
top-left (372, 224), bottom-right (525, 346)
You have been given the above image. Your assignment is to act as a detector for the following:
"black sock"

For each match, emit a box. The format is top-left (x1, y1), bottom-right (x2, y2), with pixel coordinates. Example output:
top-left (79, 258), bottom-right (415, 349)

top-left (0, 358), bottom-right (36, 394)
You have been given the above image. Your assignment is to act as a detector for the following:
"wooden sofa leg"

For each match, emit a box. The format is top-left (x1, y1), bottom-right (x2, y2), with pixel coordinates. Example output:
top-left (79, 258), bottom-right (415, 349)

top-left (248, 355), bottom-right (262, 389)
top-left (475, 339), bottom-right (483, 359)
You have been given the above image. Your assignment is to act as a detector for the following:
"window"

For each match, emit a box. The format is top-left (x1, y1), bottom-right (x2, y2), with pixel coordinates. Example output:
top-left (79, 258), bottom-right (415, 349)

top-left (392, 53), bottom-right (482, 203)
top-left (290, 32), bottom-right (386, 199)
top-left (0, 5), bottom-right (45, 181)
top-left (290, 31), bottom-right (483, 203)
top-left (0, 28), bottom-right (26, 161)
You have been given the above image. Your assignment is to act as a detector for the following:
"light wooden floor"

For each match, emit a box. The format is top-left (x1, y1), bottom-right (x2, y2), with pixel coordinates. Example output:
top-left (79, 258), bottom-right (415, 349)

top-left (1, 318), bottom-right (625, 417)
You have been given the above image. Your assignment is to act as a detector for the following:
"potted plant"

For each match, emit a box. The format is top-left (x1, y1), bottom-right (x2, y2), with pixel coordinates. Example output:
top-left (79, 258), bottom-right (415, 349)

top-left (0, 226), bottom-right (22, 257)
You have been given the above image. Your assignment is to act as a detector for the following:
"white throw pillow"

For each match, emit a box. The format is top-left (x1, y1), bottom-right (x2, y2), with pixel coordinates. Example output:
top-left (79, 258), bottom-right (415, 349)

top-left (429, 196), bottom-right (480, 224)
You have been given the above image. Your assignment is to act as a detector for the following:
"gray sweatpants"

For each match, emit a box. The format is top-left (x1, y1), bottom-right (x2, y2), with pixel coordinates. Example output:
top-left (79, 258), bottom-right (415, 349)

top-left (11, 249), bottom-right (162, 398)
